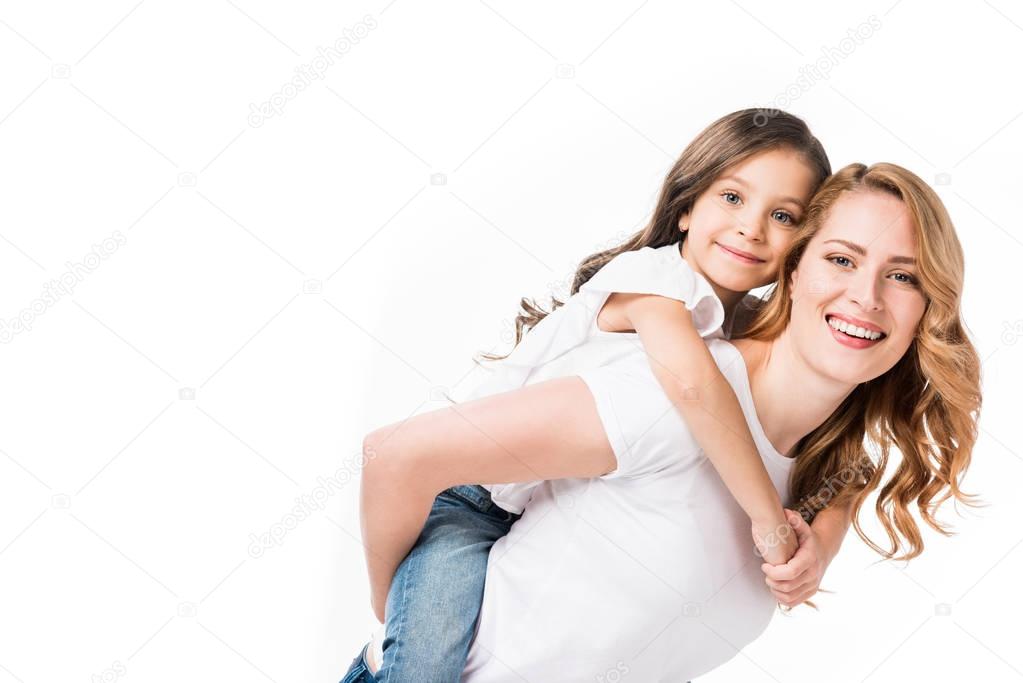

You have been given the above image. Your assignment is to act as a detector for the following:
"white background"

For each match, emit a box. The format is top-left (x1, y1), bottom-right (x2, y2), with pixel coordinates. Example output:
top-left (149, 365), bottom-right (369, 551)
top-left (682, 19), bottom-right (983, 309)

top-left (1, 1), bottom-right (1021, 681)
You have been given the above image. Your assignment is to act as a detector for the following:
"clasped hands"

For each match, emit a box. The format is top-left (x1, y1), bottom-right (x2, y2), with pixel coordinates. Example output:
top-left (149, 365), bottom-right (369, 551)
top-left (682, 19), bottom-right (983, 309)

top-left (752, 509), bottom-right (829, 610)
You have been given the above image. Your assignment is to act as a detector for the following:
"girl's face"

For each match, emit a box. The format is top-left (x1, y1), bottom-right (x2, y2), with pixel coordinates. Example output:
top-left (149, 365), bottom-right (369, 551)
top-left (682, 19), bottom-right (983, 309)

top-left (788, 189), bottom-right (928, 385)
top-left (680, 147), bottom-right (819, 298)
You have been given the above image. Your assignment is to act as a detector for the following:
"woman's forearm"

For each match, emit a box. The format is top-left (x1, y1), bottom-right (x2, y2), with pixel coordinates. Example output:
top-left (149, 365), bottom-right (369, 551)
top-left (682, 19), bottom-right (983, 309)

top-left (808, 499), bottom-right (854, 565)
top-left (355, 377), bottom-right (623, 620)
top-left (360, 430), bottom-right (441, 621)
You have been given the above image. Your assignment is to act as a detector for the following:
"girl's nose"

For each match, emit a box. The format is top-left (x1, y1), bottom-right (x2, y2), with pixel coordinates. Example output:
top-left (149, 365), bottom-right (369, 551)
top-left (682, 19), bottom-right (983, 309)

top-left (736, 210), bottom-right (766, 242)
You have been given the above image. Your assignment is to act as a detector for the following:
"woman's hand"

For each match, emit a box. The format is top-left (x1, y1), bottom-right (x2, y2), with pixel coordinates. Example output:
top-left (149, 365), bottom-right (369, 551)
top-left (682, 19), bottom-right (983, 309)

top-left (756, 509), bottom-right (830, 608)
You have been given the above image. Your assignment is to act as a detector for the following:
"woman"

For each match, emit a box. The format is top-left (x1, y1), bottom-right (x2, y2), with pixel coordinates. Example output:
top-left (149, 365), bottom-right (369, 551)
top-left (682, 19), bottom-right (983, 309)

top-left (348, 162), bottom-right (981, 681)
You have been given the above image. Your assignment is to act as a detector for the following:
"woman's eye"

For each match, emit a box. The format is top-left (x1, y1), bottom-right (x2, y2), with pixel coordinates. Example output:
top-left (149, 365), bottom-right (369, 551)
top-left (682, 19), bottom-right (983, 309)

top-left (722, 191), bottom-right (741, 205)
top-left (772, 210), bottom-right (794, 225)
top-left (891, 272), bottom-right (918, 285)
top-left (828, 255), bottom-right (852, 268)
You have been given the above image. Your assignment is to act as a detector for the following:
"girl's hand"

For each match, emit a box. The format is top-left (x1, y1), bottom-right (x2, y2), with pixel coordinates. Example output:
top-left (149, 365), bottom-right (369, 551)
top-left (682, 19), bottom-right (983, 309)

top-left (750, 513), bottom-right (798, 566)
top-left (758, 509), bottom-right (829, 609)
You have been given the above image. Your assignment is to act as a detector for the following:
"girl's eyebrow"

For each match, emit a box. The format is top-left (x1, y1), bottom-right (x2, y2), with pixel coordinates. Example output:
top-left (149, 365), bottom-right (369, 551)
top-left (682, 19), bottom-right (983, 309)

top-left (717, 175), bottom-right (749, 188)
top-left (822, 238), bottom-right (917, 265)
top-left (717, 174), bottom-right (806, 209)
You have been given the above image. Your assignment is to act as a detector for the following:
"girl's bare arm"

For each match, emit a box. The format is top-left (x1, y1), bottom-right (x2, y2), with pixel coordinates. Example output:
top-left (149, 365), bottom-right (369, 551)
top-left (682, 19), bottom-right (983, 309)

top-left (618, 292), bottom-right (796, 565)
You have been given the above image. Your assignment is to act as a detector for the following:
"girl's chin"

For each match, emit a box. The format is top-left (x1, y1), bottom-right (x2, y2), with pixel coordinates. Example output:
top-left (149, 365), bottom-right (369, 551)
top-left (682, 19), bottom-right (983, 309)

top-left (708, 272), bottom-right (765, 294)
top-left (707, 259), bottom-right (771, 286)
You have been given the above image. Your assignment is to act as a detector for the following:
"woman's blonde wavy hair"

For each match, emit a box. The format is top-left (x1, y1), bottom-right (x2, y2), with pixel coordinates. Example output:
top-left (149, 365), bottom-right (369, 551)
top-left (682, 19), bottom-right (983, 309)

top-left (743, 162), bottom-right (984, 565)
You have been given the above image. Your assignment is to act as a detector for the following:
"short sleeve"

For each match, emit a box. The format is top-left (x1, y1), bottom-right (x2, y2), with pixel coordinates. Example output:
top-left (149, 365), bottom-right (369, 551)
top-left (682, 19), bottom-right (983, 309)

top-left (579, 245), bottom-right (725, 338)
top-left (576, 355), bottom-right (696, 480)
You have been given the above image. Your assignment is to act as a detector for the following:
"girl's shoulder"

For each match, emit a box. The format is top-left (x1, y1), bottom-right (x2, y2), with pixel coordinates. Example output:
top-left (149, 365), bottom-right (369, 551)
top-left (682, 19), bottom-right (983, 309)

top-left (583, 243), bottom-right (690, 289)
top-left (581, 242), bottom-right (725, 337)
top-left (581, 243), bottom-right (706, 300)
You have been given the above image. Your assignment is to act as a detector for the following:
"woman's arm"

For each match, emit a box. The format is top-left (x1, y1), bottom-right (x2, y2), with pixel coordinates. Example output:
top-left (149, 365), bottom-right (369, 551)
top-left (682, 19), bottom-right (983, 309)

top-left (360, 375), bottom-right (617, 621)
top-left (618, 293), bottom-right (797, 565)
top-left (810, 499), bottom-right (853, 565)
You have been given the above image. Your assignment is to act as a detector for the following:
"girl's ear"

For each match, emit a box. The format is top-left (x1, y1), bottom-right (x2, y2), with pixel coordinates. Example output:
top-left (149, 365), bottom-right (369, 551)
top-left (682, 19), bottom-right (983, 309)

top-left (677, 212), bottom-right (690, 233)
top-left (789, 269), bottom-right (798, 299)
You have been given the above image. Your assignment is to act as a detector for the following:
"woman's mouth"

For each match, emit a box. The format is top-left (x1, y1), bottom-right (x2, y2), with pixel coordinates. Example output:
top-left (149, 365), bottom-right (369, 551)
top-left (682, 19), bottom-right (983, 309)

top-left (825, 314), bottom-right (887, 349)
top-left (716, 243), bottom-right (765, 265)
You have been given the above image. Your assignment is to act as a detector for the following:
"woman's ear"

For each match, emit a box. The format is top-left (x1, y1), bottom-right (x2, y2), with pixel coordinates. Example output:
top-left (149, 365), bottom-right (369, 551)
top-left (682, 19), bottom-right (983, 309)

top-left (788, 269), bottom-right (798, 299)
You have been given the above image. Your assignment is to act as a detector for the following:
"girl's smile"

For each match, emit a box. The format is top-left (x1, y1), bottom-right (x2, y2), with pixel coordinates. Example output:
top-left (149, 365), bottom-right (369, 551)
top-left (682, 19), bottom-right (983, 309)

top-left (680, 146), bottom-right (818, 309)
top-left (716, 241), bottom-right (767, 265)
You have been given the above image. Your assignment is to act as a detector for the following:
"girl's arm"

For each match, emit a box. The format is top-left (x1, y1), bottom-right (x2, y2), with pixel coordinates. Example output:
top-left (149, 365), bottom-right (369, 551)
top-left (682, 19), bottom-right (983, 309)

top-left (360, 375), bottom-right (618, 621)
top-left (618, 293), bottom-right (797, 565)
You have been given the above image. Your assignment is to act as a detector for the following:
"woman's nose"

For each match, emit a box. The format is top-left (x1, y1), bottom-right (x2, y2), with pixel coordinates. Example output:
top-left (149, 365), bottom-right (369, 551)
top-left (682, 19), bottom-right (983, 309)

top-left (847, 271), bottom-right (883, 311)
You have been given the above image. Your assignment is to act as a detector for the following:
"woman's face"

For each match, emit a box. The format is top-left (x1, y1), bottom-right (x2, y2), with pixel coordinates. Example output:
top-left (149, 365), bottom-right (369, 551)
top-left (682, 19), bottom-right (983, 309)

top-left (788, 189), bottom-right (928, 385)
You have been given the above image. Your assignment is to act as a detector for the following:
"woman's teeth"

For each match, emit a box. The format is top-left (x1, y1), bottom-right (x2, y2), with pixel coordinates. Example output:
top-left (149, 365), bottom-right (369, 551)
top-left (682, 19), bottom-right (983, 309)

top-left (827, 316), bottom-right (884, 341)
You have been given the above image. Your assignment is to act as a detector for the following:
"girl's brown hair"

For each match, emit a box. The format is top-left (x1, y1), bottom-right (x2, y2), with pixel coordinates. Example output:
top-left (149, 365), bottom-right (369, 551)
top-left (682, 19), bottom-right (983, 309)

top-left (480, 108), bottom-right (831, 362)
top-left (743, 162), bottom-right (984, 563)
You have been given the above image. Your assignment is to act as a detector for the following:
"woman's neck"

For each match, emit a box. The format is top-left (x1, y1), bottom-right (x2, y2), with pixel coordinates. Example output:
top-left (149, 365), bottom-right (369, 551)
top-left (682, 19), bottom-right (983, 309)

top-left (733, 332), bottom-right (858, 457)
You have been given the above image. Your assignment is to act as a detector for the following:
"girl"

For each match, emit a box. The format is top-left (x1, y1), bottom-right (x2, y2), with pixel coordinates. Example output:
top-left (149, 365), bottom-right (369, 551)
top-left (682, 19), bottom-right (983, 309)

top-left (346, 161), bottom-right (980, 681)
top-left (351, 109), bottom-right (833, 680)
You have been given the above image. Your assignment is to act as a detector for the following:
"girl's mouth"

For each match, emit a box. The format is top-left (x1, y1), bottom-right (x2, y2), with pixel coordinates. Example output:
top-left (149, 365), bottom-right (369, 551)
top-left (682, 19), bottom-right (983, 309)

top-left (716, 243), bottom-right (765, 265)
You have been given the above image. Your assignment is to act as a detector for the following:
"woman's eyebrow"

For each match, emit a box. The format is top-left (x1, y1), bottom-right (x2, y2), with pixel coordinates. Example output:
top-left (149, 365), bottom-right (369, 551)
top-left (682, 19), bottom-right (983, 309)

top-left (822, 238), bottom-right (916, 264)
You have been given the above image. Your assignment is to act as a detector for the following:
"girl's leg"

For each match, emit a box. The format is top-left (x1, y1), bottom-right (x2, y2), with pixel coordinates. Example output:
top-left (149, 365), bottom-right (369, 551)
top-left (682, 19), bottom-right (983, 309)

top-left (374, 484), bottom-right (519, 683)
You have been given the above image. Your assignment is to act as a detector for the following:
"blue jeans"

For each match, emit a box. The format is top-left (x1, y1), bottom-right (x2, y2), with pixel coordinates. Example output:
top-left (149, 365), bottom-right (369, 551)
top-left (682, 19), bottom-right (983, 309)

top-left (341, 485), bottom-right (521, 683)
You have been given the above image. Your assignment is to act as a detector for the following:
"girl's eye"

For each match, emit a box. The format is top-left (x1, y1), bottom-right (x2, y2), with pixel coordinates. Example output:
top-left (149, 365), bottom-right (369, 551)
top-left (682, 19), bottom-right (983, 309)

top-left (722, 191), bottom-right (741, 205)
top-left (828, 255), bottom-right (852, 268)
top-left (772, 210), bottom-right (794, 225)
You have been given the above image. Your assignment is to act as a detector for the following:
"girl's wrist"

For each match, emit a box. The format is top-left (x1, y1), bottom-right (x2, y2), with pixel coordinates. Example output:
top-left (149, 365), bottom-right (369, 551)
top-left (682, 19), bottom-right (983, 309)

top-left (750, 503), bottom-right (788, 530)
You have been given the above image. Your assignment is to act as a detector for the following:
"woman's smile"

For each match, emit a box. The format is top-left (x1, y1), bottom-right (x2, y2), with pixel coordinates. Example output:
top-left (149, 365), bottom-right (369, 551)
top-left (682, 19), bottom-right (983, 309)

top-left (825, 313), bottom-right (886, 349)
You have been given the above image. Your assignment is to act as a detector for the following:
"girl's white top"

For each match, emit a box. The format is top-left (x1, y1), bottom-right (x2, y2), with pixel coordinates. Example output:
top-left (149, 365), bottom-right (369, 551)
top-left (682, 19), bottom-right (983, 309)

top-left (461, 338), bottom-right (796, 682)
top-left (456, 242), bottom-right (729, 513)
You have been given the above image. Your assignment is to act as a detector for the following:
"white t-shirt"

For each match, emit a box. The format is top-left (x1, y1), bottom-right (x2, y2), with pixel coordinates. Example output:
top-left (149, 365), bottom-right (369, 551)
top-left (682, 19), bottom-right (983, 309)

top-left (456, 242), bottom-right (728, 513)
top-left (461, 339), bottom-right (795, 682)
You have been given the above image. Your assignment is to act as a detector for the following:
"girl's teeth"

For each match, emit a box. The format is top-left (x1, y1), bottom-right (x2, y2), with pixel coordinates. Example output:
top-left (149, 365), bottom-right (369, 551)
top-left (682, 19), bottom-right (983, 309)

top-left (827, 316), bottom-right (882, 341)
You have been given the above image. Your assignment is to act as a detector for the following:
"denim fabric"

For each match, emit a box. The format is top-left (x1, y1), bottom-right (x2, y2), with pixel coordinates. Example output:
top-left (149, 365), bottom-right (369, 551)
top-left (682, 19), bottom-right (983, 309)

top-left (341, 485), bottom-right (520, 683)
top-left (340, 643), bottom-right (377, 683)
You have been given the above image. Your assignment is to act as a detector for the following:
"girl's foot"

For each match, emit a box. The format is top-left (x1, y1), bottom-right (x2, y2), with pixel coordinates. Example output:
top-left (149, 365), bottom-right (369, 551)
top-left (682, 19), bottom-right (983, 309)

top-left (366, 625), bottom-right (385, 675)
